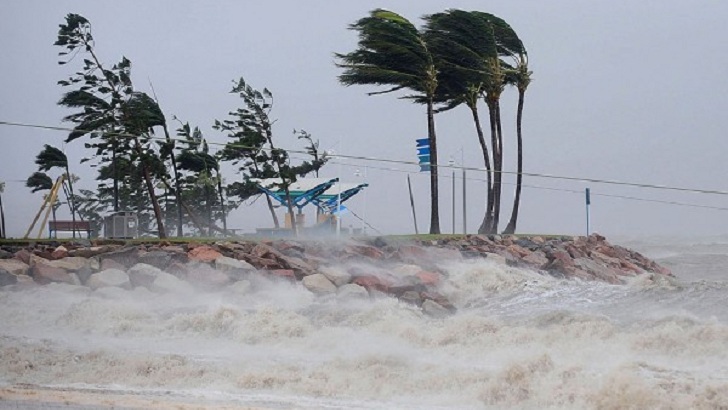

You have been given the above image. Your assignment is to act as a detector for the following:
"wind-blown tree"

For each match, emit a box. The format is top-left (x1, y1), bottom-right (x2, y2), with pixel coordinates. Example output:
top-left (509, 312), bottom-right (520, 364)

top-left (424, 9), bottom-right (498, 234)
top-left (216, 78), bottom-right (327, 235)
top-left (176, 123), bottom-right (230, 236)
top-left (501, 41), bottom-right (531, 234)
top-left (34, 144), bottom-right (79, 237)
top-left (55, 13), bottom-right (166, 237)
top-left (336, 9), bottom-right (441, 234)
top-left (0, 180), bottom-right (6, 239)
top-left (26, 172), bottom-right (59, 236)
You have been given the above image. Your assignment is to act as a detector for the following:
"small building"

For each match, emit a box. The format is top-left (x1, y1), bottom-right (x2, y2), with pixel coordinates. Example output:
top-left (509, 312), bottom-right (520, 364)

top-left (104, 211), bottom-right (138, 239)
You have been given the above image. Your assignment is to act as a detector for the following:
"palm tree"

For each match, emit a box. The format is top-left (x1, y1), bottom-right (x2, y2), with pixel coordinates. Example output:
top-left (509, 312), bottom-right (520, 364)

top-left (502, 46), bottom-right (531, 234)
top-left (26, 172), bottom-right (58, 237)
top-left (35, 144), bottom-right (79, 237)
top-left (0, 180), bottom-right (6, 239)
top-left (336, 9), bottom-right (441, 234)
top-left (424, 9), bottom-right (499, 235)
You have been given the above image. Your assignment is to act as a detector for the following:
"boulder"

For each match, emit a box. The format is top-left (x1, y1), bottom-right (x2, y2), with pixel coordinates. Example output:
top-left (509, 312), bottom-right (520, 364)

top-left (0, 268), bottom-right (18, 286)
top-left (150, 271), bottom-right (194, 294)
top-left (422, 299), bottom-right (451, 318)
top-left (522, 251), bottom-right (549, 268)
top-left (186, 263), bottom-right (231, 289)
top-left (30, 257), bottom-right (76, 285)
top-left (13, 249), bottom-right (32, 264)
top-left (353, 275), bottom-right (391, 293)
top-left (346, 245), bottom-right (385, 260)
top-left (268, 269), bottom-right (295, 280)
top-left (100, 246), bottom-right (142, 269)
top-left (416, 271), bottom-right (441, 286)
top-left (46, 257), bottom-right (94, 272)
top-left (101, 258), bottom-right (127, 271)
top-left (127, 263), bottom-right (163, 289)
top-left (68, 245), bottom-right (112, 258)
top-left (188, 245), bottom-right (223, 262)
top-left (215, 256), bottom-right (255, 274)
top-left (51, 246), bottom-right (69, 259)
top-left (0, 249), bottom-right (13, 259)
top-left (86, 269), bottom-right (131, 290)
top-left (302, 273), bottom-right (336, 295)
top-left (400, 290), bottom-right (422, 305)
top-left (484, 253), bottom-right (507, 265)
top-left (138, 251), bottom-right (172, 269)
top-left (319, 266), bottom-right (352, 287)
top-left (0, 259), bottom-right (29, 276)
top-left (336, 283), bottom-right (369, 300)
top-left (228, 279), bottom-right (252, 295)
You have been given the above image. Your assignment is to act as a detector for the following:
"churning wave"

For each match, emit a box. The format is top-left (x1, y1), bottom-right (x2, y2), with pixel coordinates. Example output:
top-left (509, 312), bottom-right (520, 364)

top-left (1, 241), bottom-right (727, 409)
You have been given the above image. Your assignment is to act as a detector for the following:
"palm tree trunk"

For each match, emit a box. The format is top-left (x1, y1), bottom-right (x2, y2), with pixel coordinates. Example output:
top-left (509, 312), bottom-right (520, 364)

top-left (470, 103), bottom-right (494, 235)
top-left (216, 171), bottom-right (228, 236)
top-left (0, 192), bottom-right (6, 239)
top-left (426, 98), bottom-right (440, 235)
top-left (133, 138), bottom-right (167, 238)
top-left (484, 100), bottom-right (498, 233)
top-left (503, 88), bottom-right (526, 234)
top-left (492, 100), bottom-right (504, 233)
top-left (205, 182), bottom-right (213, 237)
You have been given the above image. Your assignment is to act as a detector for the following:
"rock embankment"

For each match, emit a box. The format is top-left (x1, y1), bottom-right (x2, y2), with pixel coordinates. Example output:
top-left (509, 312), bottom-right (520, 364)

top-left (0, 234), bottom-right (670, 316)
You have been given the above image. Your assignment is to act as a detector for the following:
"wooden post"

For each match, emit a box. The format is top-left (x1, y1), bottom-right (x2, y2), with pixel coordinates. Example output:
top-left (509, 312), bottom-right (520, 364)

top-left (407, 175), bottom-right (419, 235)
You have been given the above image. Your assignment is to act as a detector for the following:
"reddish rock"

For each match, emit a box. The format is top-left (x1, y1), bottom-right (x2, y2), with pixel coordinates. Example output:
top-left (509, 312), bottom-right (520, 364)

top-left (241, 255), bottom-right (283, 270)
top-left (268, 269), bottom-right (295, 280)
top-left (188, 246), bottom-right (222, 263)
top-left (353, 275), bottom-right (392, 293)
top-left (14, 249), bottom-right (33, 264)
top-left (506, 244), bottom-right (530, 258)
top-left (522, 251), bottom-right (549, 268)
top-left (395, 245), bottom-right (429, 263)
top-left (31, 259), bottom-right (75, 285)
top-left (620, 260), bottom-right (643, 275)
top-left (51, 246), bottom-right (69, 260)
top-left (416, 271), bottom-right (441, 286)
top-left (420, 291), bottom-right (456, 312)
top-left (347, 245), bottom-right (385, 260)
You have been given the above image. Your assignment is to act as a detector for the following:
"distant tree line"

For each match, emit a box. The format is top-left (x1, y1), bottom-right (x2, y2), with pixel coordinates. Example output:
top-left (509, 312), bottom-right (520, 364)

top-left (32, 13), bottom-right (326, 238)
top-left (336, 9), bottom-right (531, 234)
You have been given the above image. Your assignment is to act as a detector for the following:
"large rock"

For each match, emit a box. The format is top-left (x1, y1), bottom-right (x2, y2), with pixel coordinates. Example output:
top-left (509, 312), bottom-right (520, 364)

top-left (302, 273), bottom-right (336, 295)
top-left (0, 259), bottom-right (29, 276)
top-left (99, 246), bottom-right (142, 269)
top-left (127, 263), bottom-right (163, 289)
top-left (215, 256), bottom-right (255, 274)
top-left (0, 268), bottom-right (18, 286)
top-left (188, 246), bottom-right (222, 262)
top-left (336, 283), bottom-right (369, 300)
top-left (46, 257), bottom-right (96, 272)
top-left (138, 251), bottom-right (172, 269)
top-left (319, 266), bottom-right (352, 287)
top-left (422, 299), bottom-right (451, 318)
top-left (86, 269), bottom-right (131, 290)
top-left (0, 249), bottom-right (13, 259)
top-left (150, 271), bottom-right (194, 294)
top-left (30, 256), bottom-right (76, 285)
top-left (51, 246), bottom-right (69, 259)
top-left (186, 263), bottom-right (231, 289)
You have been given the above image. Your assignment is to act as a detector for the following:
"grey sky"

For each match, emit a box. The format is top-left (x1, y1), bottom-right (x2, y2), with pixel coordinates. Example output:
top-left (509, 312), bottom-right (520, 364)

top-left (2, 1), bottom-right (728, 238)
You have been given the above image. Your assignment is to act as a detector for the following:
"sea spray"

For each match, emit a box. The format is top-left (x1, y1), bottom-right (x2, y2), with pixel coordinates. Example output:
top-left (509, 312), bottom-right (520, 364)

top-left (1, 241), bottom-right (727, 408)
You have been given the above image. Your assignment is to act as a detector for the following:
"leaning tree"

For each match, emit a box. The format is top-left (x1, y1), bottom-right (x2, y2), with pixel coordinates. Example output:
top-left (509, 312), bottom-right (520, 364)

top-left (55, 13), bottom-right (166, 237)
top-left (336, 9), bottom-right (442, 234)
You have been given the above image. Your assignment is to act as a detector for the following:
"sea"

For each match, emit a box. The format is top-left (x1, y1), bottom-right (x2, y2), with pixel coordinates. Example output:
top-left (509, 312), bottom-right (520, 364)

top-left (1, 237), bottom-right (727, 409)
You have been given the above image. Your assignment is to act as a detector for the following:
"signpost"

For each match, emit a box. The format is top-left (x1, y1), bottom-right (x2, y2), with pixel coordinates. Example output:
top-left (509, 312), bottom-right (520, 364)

top-left (416, 138), bottom-right (430, 172)
top-left (585, 187), bottom-right (591, 236)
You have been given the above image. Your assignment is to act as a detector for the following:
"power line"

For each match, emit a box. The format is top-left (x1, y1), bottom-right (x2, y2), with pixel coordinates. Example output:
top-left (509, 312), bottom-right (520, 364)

top-left (3, 119), bottom-right (728, 199)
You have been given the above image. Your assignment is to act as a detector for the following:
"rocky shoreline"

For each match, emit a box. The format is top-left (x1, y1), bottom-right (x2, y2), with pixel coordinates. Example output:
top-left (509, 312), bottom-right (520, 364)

top-left (0, 234), bottom-right (671, 316)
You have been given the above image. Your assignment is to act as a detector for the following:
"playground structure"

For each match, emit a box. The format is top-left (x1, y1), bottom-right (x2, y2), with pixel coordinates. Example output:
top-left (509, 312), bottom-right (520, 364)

top-left (255, 177), bottom-right (368, 234)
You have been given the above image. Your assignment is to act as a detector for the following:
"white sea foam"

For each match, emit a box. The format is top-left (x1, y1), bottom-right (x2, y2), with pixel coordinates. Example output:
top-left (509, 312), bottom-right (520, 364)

top-left (1, 242), bottom-right (727, 409)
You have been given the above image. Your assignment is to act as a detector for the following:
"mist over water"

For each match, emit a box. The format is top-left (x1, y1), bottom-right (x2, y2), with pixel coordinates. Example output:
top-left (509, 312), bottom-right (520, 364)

top-left (1, 238), bottom-right (727, 409)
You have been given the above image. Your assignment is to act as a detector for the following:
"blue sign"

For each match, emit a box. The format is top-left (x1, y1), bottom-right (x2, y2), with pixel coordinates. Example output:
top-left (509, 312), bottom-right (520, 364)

top-left (585, 188), bottom-right (591, 205)
top-left (417, 138), bottom-right (430, 172)
top-left (331, 204), bottom-right (349, 216)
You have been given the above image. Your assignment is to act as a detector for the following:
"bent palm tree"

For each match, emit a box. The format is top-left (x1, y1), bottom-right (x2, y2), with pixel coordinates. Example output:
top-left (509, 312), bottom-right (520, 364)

top-left (502, 51), bottom-right (532, 234)
top-left (336, 9), bottom-right (441, 234)
top-left (35, 144), bottom-right (78, 237)
top-left (424, 9), bottom-right (499, 234)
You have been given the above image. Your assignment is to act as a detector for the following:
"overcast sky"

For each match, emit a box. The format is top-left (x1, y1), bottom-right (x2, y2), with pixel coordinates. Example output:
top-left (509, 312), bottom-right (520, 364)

top-left (2, 1), bottom-right (728, 239)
